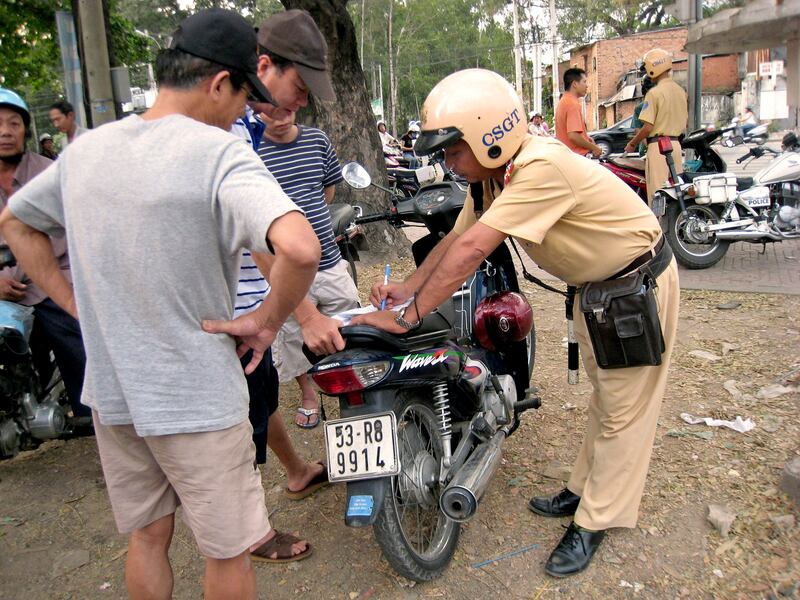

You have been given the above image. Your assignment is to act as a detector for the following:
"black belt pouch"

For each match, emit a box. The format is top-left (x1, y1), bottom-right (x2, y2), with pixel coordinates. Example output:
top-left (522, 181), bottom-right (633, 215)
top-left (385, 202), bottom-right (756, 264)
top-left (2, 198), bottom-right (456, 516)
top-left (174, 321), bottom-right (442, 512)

top-left (579, 271), bottom-right (665, 369)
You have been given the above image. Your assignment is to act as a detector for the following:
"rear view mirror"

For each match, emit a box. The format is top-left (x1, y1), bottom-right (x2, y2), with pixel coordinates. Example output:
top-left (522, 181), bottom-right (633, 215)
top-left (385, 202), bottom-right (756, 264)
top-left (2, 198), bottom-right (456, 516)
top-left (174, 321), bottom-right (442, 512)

top-left (342, 162), bottom-right (371, 189)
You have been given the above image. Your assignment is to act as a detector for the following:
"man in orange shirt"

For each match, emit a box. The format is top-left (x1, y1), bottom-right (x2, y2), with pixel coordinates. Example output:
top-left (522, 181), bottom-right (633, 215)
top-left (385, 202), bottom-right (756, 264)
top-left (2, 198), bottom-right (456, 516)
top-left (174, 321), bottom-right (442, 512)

top-left (555, 68), bottom-right (602, 158)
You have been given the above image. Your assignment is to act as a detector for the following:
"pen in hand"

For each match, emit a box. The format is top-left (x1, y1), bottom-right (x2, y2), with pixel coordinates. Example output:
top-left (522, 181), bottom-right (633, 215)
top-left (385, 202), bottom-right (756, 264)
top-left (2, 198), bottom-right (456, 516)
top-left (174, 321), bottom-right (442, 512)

top-left (380, 263), bottom-right (391, 310)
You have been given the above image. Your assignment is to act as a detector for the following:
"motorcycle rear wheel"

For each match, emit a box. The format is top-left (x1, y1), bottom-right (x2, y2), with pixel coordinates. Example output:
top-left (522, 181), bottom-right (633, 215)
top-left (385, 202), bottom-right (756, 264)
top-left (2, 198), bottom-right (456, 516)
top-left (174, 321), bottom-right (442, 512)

top-left (374, 391), bottom-right (460, 581)
top-left (664, 201), bottom-right (730, 269)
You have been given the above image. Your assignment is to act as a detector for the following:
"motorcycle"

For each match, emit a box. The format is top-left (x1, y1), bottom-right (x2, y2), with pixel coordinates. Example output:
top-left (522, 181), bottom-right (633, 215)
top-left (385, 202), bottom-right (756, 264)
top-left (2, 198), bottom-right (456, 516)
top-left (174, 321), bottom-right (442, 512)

top-left (0, 246), bottom-right (73, 458)
top-left (652, 136), bottom-right (799, 269)
top-left (721, 118), bottom-right (769, 146)
top-left (306, 163), bottom-right (539, 581)
top-left (600, 127), bottom-right (754, 202)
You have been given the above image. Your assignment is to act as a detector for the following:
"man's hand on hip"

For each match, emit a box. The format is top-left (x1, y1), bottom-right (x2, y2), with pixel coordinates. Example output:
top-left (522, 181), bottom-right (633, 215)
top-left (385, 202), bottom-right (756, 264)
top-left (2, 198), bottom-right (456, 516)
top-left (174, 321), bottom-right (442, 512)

top-left (202, 313), bottom-right (279, 375)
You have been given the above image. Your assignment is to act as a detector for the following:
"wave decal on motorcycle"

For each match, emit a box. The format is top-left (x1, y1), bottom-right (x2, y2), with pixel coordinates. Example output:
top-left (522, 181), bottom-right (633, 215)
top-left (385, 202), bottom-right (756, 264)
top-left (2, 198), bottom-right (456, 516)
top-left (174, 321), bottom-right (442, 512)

top-left (396, 349), bottom-right (454, 372)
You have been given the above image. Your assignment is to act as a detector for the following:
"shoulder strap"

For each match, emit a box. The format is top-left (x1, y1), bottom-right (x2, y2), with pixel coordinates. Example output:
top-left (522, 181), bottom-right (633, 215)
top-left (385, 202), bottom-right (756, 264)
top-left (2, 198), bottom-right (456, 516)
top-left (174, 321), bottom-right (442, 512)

top-left (469, 182), bottom-right (484, 214)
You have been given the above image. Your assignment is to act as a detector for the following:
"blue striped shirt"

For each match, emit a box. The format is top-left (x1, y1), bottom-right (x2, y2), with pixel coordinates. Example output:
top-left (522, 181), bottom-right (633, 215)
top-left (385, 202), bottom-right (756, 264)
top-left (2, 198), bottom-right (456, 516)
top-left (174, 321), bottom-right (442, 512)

top-left (257, 126), bottom-right (343, 272)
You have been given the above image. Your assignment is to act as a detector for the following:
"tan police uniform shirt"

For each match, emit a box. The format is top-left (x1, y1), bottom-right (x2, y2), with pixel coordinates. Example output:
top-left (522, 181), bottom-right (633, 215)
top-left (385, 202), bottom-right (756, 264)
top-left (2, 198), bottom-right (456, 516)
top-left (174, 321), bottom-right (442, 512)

top-left (452, 135), bottom-right (661, 286)
top-left (638, 78), bottom-right (687, 136)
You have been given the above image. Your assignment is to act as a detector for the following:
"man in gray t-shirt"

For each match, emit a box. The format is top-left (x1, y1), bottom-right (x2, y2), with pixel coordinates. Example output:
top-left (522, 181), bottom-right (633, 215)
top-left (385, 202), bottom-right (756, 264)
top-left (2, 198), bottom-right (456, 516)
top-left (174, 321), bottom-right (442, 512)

top-left (0, 9), bottom-right (321, 598)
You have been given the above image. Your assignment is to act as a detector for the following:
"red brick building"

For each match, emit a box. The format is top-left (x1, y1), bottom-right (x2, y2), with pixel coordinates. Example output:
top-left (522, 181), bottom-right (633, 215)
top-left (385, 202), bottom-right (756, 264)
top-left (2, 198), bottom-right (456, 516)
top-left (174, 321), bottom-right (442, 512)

top-left (563, 27), bottom-right (739, 130)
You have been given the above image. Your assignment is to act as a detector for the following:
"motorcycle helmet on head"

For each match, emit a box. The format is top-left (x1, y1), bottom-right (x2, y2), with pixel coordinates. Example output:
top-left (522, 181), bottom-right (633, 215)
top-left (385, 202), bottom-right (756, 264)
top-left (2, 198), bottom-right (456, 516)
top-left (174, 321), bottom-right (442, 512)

top-left (414, 69), bottom-right (527, 169)
top-left (474, 291), bottom-right (533, 351)
top-left (0, 88), bottom-right (31, 129)
top-left (642, 48), bottom-right (672, 78)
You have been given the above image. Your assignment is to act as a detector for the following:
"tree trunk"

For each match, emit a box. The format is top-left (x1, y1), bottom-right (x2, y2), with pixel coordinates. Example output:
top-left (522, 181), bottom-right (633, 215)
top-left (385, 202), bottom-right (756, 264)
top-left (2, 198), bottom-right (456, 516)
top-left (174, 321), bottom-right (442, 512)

top-left (387, 0), bottom-right (397, 137)
top-left (279, 0), bottom-right (409, 259)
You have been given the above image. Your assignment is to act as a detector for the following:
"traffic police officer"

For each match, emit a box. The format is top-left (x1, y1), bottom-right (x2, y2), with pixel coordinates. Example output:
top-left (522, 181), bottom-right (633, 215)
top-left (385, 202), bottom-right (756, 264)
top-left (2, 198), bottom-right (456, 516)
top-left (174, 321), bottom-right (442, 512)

top-left (354, 69), bottom-right (680, 577)
top-left (625, 48), bottom-right (688, 205)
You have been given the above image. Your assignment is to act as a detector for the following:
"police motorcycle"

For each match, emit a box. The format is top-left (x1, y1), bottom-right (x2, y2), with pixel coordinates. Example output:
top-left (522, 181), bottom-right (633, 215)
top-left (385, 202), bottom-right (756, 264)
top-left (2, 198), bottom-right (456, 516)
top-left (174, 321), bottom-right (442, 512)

top-left (0, 246), bottom-right (73, 458)
top-left (305, 162), bottom-right (539, 581)
top-left (652, 133), bottom-right (800, 269)
top-left (600, 126), bottom-right (752, 203)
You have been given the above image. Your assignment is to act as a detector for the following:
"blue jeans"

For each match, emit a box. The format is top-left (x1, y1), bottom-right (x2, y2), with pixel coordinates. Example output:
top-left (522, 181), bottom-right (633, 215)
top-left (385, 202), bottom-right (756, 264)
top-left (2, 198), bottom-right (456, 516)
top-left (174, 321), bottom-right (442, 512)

top-left (30, 298), bottom-right (89, 418)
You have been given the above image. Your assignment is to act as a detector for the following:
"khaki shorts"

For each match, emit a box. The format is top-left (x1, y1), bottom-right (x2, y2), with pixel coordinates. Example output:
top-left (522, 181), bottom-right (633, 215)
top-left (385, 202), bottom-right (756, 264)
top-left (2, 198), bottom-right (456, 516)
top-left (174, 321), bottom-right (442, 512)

top-left (273, 259), bottom-right (359, 382)
top-left (93, 413), bottom-right (270, 559)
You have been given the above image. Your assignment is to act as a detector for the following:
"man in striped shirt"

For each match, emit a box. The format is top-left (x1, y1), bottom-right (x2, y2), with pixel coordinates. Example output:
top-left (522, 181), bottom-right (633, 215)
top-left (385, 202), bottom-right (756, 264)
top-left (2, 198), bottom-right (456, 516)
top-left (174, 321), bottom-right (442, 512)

top-left (257, 107), bottom-right (359, 428)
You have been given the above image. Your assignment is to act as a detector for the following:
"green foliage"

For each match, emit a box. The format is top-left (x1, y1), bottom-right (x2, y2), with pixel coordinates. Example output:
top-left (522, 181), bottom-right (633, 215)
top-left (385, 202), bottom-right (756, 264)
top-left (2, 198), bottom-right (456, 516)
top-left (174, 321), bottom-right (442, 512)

top-left (555, 0), bottom-right (677, 47)
top-left (0, 0), bottom-right (65, 93)
top-left (108, 0), bottom-right (150, 67)
top-left (351, 0), bottom-right (515, 133)
top-left (1, 0), bottom-right (155, 95)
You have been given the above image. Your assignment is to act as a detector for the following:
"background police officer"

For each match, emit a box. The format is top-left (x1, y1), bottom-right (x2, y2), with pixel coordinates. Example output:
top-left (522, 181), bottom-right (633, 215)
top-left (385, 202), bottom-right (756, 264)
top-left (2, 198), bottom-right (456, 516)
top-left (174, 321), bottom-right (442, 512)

top-left (355, 69), bottom-right (680, 578)
top-left (625, 49), bottom-right (688, 205)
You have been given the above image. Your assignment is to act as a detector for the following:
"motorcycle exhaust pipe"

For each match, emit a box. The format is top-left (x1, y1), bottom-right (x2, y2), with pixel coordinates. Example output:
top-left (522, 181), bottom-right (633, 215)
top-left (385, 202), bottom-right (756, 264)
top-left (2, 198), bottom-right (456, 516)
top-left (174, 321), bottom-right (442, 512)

top-left (439, 431), bottom-right (505, 522)
top-left (715, 229), bottom-right (784, 241)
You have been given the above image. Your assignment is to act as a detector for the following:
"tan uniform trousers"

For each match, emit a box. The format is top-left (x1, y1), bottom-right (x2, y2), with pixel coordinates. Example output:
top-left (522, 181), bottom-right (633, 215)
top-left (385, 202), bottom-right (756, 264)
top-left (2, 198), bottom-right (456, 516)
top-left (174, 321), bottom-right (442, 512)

top-left (566, 258), bottom-right (680, 530)
top-left (645, 140), bottom-right (683, 206)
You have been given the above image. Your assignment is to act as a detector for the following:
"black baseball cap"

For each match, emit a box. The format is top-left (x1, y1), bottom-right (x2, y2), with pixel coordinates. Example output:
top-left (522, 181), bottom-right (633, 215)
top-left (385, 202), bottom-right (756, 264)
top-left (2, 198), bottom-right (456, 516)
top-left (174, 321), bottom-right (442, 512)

top-left (257, 10), bottom-right (336, 102)
top-left (171, 8), bottom-right (272, 104)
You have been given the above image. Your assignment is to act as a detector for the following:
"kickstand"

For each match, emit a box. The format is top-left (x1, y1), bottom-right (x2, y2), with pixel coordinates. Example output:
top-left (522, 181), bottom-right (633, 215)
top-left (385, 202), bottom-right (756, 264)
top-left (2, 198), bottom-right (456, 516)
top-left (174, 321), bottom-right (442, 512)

top-left (318, 394), bottom-right (326, 422)
top-left (759, 242), bottom-right (767, 255)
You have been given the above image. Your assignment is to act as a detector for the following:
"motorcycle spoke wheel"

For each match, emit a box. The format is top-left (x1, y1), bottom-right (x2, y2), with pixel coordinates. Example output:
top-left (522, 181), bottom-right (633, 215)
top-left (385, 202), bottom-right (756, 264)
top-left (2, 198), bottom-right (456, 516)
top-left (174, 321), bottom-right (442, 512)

top-left (374, 393), bottom-right (459, 581)
top-left (665, 202), bottom-right (730, 269)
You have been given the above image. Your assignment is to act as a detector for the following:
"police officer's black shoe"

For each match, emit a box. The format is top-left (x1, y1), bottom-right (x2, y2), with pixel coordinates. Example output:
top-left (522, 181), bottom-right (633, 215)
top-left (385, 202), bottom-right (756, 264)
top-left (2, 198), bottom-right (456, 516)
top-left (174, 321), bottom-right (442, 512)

top-left (528, 487), bottom-right (580, 518)
top-left (544, 522), bottom-right (605, 578)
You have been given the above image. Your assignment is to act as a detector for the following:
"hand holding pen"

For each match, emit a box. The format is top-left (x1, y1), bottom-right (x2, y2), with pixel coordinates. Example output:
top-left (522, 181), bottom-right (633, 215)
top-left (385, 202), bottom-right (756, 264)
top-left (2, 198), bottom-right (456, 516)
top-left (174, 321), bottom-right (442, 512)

top-left (380, 264), bottom-right (391, 310)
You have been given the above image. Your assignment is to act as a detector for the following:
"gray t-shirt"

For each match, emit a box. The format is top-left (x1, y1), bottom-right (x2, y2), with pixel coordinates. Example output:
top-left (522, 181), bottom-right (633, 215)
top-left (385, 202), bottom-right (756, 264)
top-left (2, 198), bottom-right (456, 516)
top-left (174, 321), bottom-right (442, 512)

top-left (9, 114), bottom-right (300, 436)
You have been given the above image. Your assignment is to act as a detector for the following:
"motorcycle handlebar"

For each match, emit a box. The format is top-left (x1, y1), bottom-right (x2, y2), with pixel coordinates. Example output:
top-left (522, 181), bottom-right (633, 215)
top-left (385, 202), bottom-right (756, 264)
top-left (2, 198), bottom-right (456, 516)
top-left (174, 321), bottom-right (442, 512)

top-left (736, 149), bottom-right (755, 164)
top-left (355, 212), bottom-right (393, 224)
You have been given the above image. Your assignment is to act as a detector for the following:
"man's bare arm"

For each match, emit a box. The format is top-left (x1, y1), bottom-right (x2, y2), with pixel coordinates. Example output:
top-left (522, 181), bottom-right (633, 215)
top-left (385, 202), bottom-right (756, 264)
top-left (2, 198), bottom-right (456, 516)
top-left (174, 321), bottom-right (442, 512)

top-left (355, 223), bottom-right (507, 332)
top-left (203, 211), bottom-right (320, 373)
top-left (0, 208), bottom-right (76, 318)
top-left (251, 249), bottom-right (345, 355)
top-left (370, 230), bottom-right (460, 307)
top-left (625, 122), bottom-right (653, 151)
top-left (567, 132), bottom-right (602, 156)
top-left (323, 185), bottom-right (335, 204)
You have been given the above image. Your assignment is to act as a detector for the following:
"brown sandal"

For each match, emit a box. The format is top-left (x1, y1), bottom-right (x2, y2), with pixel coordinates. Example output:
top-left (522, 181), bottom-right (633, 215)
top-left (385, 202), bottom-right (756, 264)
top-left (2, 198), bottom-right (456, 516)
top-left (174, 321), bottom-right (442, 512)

top-left (285, 462), bottom-right (330, 501)
top-left (250, 530), bottom-right (312, 563)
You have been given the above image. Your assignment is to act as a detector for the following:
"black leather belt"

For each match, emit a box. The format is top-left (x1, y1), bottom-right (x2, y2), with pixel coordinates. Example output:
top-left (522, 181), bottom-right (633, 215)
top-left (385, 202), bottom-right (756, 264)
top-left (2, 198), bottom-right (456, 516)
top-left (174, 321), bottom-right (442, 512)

top-left (607, 236), bottom-right (671, 280)
top-left (646, 135), bottom-right (681, 144)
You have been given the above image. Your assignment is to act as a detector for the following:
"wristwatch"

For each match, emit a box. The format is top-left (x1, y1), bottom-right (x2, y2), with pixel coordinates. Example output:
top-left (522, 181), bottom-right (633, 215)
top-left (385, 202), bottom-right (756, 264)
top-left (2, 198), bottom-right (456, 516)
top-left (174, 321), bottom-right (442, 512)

top-left (394, 306), bottom-right (421, 330)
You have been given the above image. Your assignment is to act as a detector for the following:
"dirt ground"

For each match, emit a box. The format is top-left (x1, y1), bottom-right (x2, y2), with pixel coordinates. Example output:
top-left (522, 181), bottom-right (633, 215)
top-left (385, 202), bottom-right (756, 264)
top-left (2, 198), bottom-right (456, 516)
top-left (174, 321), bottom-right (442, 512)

top-left (0, 258), bottom-right (798, 600)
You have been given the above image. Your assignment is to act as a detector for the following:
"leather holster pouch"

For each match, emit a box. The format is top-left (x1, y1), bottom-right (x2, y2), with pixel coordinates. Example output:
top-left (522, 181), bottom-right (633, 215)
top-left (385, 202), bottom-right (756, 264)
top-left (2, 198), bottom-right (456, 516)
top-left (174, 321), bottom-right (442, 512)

top-left (579, 271), bottom-right (665, 369)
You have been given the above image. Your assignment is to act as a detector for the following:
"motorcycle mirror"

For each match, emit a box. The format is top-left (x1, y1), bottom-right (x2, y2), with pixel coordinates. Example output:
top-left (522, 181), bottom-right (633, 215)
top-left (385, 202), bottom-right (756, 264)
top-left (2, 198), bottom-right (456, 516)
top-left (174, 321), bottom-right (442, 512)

top-left (342, 162), bottom-right (371, 189)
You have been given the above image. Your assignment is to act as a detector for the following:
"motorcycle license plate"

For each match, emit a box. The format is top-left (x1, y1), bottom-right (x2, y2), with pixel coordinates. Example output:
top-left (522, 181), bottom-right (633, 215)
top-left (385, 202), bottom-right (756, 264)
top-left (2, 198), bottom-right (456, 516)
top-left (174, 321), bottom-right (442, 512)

top-left (324, 413), bottom-right (400, 482)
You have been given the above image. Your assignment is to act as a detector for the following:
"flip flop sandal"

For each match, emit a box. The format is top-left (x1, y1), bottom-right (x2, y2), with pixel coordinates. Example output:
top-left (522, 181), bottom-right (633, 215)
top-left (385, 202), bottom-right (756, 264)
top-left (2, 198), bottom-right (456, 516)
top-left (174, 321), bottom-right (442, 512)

top-left (295, 407), bottom-right (320, 429)
top-left (286, 461), bottom-right (330, 501)
top-left (251, 530), bottom-right (313, 563)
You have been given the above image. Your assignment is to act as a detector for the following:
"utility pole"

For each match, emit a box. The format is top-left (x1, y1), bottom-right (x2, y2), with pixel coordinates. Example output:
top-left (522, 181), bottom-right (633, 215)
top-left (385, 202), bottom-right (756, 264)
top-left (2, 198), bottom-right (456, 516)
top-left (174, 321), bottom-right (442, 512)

top-left (549, 0), bottom-right (560, 114)
top-left (76, 0), bottom-right (115, 127)
top-left (687, 0), bottom-right (703, 131)
top-left (667, 0), bottom-right (702, 131)
top-left (533, 29), bottom-right (542, 115)
top-left (512, 0), bottom-right (523, 98)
